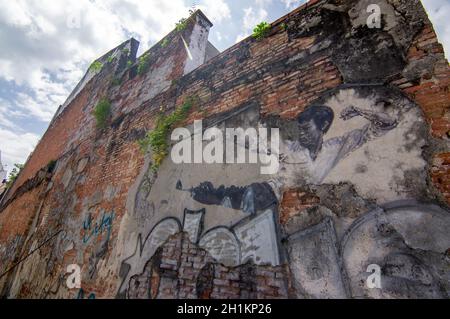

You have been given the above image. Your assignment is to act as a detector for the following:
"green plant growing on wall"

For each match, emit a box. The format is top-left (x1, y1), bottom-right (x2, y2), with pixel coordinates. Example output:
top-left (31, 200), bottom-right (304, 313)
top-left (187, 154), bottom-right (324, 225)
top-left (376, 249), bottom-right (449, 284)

top-left (138, 97), bottom-right (196, 171)
top-left (46, 160), bottom-right (57, 173)
top-left (127, 60), bottom-right (133, 68)
top-left (93, 98), bottom-right (112, 129)
top-left (252, 22), bottom-right (271, 40)
top-left (175, 18), bottom-right (189, 32)
top-left (112, 78), bottom-right (122, 87)
top-left (137, 52), bottom-right (151, 76)
top-left (6, 164), bottom-right (24, 188)
top-left (122, 48), bottom-right (130, 55)
top-left (107, 55), bottom-right (115, 63)
top-left (175, 9), bottom-right (196, 33)
top-left (89, 61), bottom-right (103, 73)
top-left (161, 38), bottom-right (170, 48)
top-left (281, 22), bottom-right (288, 31)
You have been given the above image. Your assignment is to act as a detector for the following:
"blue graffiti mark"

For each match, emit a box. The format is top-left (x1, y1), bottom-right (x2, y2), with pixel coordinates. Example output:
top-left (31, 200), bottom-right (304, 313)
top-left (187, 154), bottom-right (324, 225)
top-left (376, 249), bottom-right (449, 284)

top-left (76, 288), bottom-right (96, 299)
top-left (82, 211), bottom-right (115, 245)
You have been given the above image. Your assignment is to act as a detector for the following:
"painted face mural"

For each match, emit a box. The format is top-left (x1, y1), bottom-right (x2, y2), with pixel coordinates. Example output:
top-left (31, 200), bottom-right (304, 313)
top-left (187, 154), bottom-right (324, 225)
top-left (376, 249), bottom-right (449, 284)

top-left (279, 102), bottom-right (399, 185)
top-left (295, 105), bottom-right (335, 161)
top-left (115, 86), bottom-right (449, 299)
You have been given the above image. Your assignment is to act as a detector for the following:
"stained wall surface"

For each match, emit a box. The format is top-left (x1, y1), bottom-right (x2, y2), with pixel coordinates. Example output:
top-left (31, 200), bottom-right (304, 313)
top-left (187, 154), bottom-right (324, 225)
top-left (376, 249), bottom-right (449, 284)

top-left (0, 1), bottom-right (449, 299)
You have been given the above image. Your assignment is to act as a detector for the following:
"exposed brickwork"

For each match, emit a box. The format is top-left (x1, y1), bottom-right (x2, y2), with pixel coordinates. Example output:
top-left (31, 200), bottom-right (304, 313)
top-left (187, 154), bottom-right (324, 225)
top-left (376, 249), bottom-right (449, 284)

top-left (389, 23), bottom-right (450, 206)
top-left (431, 153), bottom-right (450, 204)
top-left (393, 25), bottom-right (450, 139)
top-left (280, 189), bottom-right (320, 225)
top-left (127, 233), bottom-right (288, 299)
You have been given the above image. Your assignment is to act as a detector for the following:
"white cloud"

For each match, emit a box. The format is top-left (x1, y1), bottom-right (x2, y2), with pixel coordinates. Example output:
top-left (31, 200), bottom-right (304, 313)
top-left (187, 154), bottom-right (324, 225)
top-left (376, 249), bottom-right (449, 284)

top-left (216, 31), bottom-right (223, 42)
top-left (255, 0), bottom-right (273, 7)
top-left (0, 128), bottom-right (40, 175)
top-left (0, 0), bottom-right (192, 123)
top-left (0, 102), bottom-right (17, 130)
top-left (235, 7), bottom-right (268, 42)
top-left (0, 0), bottom-right (194, 171)
top-left (281, 0), bottom-right (306, 10)
top-left (198, 0), bottom-right (231, 24)
top-left (422, 0), bottom-right (450, 60)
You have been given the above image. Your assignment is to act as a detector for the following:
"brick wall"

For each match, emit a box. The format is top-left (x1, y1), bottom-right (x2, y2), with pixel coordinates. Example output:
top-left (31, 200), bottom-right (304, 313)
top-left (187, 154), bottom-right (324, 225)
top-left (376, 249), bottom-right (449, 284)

top-left (127, 233), bottom-right (289, 299)
top-left (0, 0), bottom-right (448, 299)
top-left (390, 22), bottom-right (450, 204)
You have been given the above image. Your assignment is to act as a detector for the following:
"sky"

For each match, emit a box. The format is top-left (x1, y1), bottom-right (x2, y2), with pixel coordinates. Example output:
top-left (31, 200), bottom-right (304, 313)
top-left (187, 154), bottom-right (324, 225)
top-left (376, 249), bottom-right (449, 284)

top-left (0, 0), bottom-right (449, 176)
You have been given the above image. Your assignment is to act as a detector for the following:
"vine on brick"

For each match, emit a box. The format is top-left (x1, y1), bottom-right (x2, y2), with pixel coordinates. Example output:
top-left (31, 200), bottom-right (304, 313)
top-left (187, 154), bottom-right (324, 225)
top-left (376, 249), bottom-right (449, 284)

top-left (138, 97), bottom-right (197, 171)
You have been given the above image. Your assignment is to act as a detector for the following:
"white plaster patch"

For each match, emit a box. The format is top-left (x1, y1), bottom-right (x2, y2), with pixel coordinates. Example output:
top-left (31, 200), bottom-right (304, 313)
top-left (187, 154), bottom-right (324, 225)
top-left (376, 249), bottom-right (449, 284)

top-left (234, 209), bottom-right (280, 266)
top-left (199, 227), bottom-right (240, 267)
top-left (322, 89), bottom-right (427, 203)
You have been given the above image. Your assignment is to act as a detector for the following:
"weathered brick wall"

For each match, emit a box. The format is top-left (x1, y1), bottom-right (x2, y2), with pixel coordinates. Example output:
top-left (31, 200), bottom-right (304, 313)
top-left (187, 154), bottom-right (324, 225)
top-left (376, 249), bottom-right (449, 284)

top-left (127, 233), bottom-right (288, 299)
top-left (0, 1), bottom-right (449, 299)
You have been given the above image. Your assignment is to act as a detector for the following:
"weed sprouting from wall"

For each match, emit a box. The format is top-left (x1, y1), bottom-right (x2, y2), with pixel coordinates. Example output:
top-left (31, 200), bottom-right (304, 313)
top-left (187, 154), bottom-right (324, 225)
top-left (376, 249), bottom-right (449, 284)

top-left (138, 97), bottom-right (197, 172)
top-left (5, 164), bottom-right (24, 189)
top-left (93, 98), bottom-right (112, 129)
top-left (252, 22), bottom-right (271, 41)
top-left (89, 61), bottom-right (104, 73)
top-left (137, 52), bottom-right (151, 76)
top-left (176, 18), bottom-right (189, 32)
top-left (46, 160), bottom-right (57, 173)
top-left (111, 78), bottom-right (122, 87)
top-left (175, 9), bottom-right (196, 33)
top-left (161, 38), bottom-right (170, 48)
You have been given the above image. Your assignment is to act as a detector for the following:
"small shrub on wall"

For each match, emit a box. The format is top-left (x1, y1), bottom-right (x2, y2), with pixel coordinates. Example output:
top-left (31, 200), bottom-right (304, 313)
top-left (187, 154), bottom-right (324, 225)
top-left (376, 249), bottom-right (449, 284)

top-left (252, 22), bottom-right (271, 40)
top-left (175, 9), bottom-right (196, 32)
top-left (161, 38), bottom-right (170, 48)
top-left (175, 18), bottom-right (189, 32)
top-left (89, 61), bottom-right (103, 73)
top-left (137, 52), bottom-right (151, 76)
top-left (139, 97), bottom-right (196, 171)
top-left (5, 164), bottom-right (24, 188)
top-left (93, 98), bottom-right (112, 129)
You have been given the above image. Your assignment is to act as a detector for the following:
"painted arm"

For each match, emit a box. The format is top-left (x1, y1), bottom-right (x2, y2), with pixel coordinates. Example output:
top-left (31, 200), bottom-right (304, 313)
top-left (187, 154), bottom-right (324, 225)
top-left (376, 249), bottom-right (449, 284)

top-left (340, 105), bottom-right (398, 136)
top-left (326, 105), bottom-right (399, 164)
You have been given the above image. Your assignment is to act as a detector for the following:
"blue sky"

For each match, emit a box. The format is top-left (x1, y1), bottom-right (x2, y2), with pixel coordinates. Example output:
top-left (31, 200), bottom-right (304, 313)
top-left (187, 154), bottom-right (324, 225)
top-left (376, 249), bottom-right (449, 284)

top-left (0, 0), bottom-right (449, 175)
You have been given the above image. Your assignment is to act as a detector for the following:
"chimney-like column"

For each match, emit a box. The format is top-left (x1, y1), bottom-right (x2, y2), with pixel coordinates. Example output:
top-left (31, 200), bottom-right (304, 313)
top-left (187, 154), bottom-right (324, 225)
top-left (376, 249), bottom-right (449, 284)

top-left (182, 10), bottom-right (214, 75)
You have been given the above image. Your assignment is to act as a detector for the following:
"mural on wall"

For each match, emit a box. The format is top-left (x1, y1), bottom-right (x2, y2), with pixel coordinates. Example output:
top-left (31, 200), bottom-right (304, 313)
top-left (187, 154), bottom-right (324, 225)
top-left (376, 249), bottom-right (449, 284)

top-left (280, 104), bottom-right (398, 184)
top-left (283, 201), bottom-right (450, 299)
top-left (340, 202), bottom-right (450, 299)
top-left (176, 181), bottom-right (278, 215)
top-left (117, 206), bottom-right (282, 298)
top-left (116, 85), bottom-right (449, 299)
